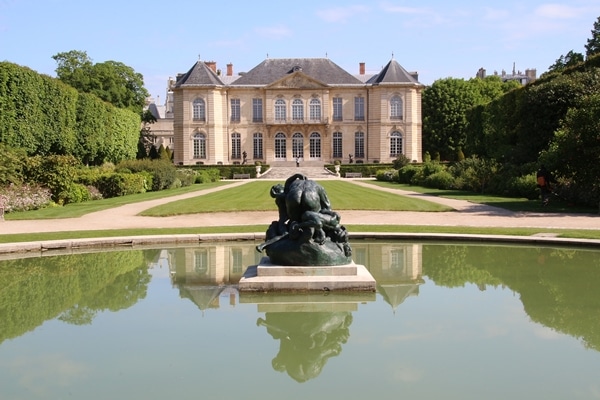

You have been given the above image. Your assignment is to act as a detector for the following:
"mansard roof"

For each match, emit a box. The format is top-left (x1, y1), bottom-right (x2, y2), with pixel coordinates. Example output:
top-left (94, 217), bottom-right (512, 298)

top-left (175, 61), bottom-right (224, 87)
top-left (232, 58), bottom-right (363, 86)
top-left (367, 59), bottom-right (420, 85)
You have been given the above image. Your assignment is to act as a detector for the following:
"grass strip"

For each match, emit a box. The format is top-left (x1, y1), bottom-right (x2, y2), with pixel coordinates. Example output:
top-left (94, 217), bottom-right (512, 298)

top-left (0, 225), bottom-right (598, 244)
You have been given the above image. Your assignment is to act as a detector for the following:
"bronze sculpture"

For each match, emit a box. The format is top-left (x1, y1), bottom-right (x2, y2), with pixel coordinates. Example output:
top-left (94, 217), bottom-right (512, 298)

top-left (256, 174), bottom-right (352, 266)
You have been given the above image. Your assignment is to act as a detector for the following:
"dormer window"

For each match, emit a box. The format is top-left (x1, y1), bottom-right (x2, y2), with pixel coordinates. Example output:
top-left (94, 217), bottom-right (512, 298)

top-left (292, 65), bottom-right (302, 72)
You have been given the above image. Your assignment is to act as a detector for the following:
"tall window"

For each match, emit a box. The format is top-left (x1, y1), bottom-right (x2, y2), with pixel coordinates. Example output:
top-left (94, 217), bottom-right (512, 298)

top-left (333, 97), bottom-right (343, 121)
top-left (333, 132), bottom-right (343, 158)
top-left (309, 132), bottom-right (321, 159)
top-left (275, 99), bottom-right (286, 121)
top-left (354, 131), bottom-right (365, 158)
top-left (231, 132), bottom-right (241, 159)
top-left (193, 133), bottom-right (206, 159)
top-left (252, 98), bottom-right (263, 122)
top-left (275, 132), bottom-right (286, 159)
top-left (194, 249), bottom-right (208, 275)
top-left (390, 95), bottom-right (403, 120)
top-left (354, 97), bottom-right (365, 121)
top-left (193, 98), bottom-right (206, 121)
top-left (292, 99), bottom-right (304, 121)
top-left (309, 98), bottom-right (321, 121)
top-left (230, 98), bottom-right (240, 123)
top-left (292, 132), bottom-right (304, 158)
top-left (390, 131), bottom-right (403, 157)
top-left (253, 132), bottom-right (263, 159)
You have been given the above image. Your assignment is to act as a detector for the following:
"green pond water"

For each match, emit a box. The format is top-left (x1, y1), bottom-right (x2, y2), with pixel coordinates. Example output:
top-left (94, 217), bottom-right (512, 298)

top-left (1, 240), bottom-right (599, 400)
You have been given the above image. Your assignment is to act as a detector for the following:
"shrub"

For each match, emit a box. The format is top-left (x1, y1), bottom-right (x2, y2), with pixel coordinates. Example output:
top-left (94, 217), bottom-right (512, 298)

top-left (95, 173), bottom-right (147, 198)
top-left (376, 169), bottom-right (398, 182)
top-left (504, 173), bottom-right (539, 199)
top-left (397, 164), bottom-right (421, 184)
top-left (23, 155), bottom-right (80, 202)
top-left (424, 170), bottom-right (456, 189)
top-left (0, 184), bottom-right (53, 212)
top-left (195, 168), bottom-right (221, 183)
top-left (60, 183), bottom-right (92, 204)
top-left (392, 154), bottom-right (411, 169)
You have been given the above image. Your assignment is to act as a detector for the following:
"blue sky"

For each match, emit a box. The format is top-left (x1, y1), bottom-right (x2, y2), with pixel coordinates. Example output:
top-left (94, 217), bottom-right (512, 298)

top-left (2, 0), bottom-right (600, 101)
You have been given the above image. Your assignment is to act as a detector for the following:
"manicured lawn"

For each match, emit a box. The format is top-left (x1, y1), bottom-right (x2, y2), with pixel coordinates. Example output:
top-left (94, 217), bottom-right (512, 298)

top-left (365, 180), bottom-right (598, 214)
top-left (139, 180), bottom-right (451, 216)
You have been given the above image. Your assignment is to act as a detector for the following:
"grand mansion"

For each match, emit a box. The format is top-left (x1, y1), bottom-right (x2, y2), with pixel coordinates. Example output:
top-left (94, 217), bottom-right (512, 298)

top-left (148, 57), bottom-right (424, 166)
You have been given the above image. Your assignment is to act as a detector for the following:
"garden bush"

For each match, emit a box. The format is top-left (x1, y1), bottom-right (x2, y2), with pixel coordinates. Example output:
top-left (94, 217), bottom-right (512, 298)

top-left (95, 173), bottom-right (147, 198)
top-left (0, 184), bottom-right (53, 212)
top-left (397, 164), bottom-right (421, 184)
top-left (423, 170), bottom-right (456, 190)
top-left (376, 169), bottom-right (398, 182)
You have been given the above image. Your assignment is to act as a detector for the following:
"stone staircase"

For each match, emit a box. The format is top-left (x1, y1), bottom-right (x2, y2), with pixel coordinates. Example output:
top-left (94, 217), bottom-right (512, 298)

top-left (258, 163), bottom-right (338, 180)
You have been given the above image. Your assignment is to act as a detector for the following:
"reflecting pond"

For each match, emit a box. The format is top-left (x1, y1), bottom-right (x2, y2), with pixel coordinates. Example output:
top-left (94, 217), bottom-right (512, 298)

top-left (1, 240), bottom-right (600, 400)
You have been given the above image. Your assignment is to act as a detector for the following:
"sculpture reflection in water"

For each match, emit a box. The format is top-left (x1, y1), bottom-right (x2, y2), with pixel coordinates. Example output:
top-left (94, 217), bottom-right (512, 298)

top-left (257, 311), bottom-right (353, 382)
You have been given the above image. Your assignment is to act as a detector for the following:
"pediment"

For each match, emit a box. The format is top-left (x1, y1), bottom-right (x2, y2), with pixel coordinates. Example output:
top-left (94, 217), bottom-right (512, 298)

top-left (267, 71), bottom-right (328, 89)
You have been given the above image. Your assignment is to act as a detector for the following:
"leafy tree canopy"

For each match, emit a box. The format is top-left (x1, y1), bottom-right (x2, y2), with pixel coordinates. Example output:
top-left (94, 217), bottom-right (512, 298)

top-left (548, 50), bottom-right (585, 73)
top-left (52, 50), bottom-right (149, 114)
top-left (585, 16), bottom-right (600, 58)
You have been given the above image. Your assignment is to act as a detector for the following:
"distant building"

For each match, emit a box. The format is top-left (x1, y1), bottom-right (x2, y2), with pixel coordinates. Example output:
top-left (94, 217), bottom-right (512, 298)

top-left (164, 57), bottom-right (424, 166)
top-left (476, 63), bottom-right (537, 85)
top-left (143, 86), bottom-right (175, 151)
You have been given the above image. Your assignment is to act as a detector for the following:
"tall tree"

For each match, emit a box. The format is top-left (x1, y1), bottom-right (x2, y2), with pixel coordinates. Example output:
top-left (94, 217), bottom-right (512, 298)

top-left (548, 50), bottom-right (585, 72)
top-left (52, 50), bottom-right (149, 114)
top-left (585, 16), bottom-right (600, 58)
top-left (52, 50), bottom-right (94, 92)
top-left (422, 76), bottom-right (519, 160)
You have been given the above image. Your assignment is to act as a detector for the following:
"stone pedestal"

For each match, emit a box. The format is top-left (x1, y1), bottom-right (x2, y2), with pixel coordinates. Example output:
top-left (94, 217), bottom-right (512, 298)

top-left (238, 257), bottom-right (376, 292)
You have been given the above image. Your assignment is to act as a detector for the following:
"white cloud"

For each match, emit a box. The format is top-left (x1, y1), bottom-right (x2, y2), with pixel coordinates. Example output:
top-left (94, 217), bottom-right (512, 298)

top-left (316, 5), bottom-right (370, 23)
top-left (254, 24), bottom-right (292, 38)
top-left (535, 3), bottom-right (583, 19)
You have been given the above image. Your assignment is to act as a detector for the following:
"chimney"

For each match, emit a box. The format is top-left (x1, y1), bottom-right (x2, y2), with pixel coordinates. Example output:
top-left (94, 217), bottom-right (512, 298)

top-left (205, 61), bottom-right (217, 73)
top-left (227, 63), bottom-right (233, 76)
top-left (359, 62), bottom-right (365, 75)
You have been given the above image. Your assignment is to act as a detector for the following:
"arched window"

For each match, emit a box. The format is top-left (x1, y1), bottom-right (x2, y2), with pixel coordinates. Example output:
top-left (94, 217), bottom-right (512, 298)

top-left (292, 132), bottom-right (304, 158)
top-left (275, 99), bottom-right (286, 121)
top-left (390, 95), bottom-right (403, 120)
top-left (231, 133), bottom-right (241, 159)
top-left (253, 133), bottom-right (263, 159)
top-left (193, 133), bottom-right (206, 159)
top-left (292, 99), bottom-right (304, 121)
top-left (309, 132), bottom-right (321, 159)
top-left (274, 132), bottom-right (286, 159)
top-left (390, 131), bottom-right (403, 157)
top-left (309, 98), bottom-right (321, 121)
top-left (193, 98), bottom-right (206, 121)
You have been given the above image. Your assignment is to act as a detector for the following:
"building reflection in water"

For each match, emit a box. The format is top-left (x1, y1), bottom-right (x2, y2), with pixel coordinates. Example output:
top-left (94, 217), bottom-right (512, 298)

top-left (162, 241), bottom-right (423, 380)
top-left (165, 241), bottom-right (423, 311)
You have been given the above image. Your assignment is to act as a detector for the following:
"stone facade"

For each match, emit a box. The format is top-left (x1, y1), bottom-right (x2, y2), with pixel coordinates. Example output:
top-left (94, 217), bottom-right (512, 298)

top-left (169, 57), bottom-right (424, 166)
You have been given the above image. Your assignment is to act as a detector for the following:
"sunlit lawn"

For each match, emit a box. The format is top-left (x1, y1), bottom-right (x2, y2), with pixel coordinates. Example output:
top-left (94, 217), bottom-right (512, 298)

top-left (139, 180), bottom-right (452, 216)
top-left (364, 180), bottom-right (598, 214)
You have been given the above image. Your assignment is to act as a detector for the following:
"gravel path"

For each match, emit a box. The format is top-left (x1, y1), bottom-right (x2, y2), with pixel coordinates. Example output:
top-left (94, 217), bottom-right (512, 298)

top-left (0, 178), bottom-right (598, 235)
